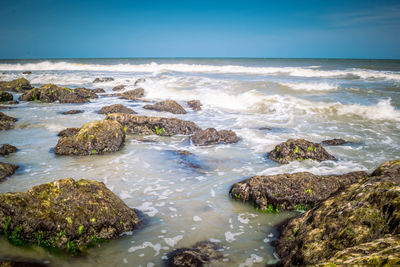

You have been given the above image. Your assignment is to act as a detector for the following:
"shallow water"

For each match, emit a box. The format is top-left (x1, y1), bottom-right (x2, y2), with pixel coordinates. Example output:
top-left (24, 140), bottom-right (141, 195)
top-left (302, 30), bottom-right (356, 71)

top-left (0, 58), bottom-right (399, 266)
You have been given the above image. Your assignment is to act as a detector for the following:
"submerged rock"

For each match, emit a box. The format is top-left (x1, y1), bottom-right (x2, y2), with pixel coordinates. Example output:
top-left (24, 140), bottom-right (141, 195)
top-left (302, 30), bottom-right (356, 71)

top-left (92, 88), bottom-right (106, 93)
top-left (187, 100), bottom-right (202, 111)
top-left (98, 104), bottom-right (136, 115)
top-left (230, 171), bottom-right (368, 211)
top-left (0, 178), bottom-right (140, 253)
top-left (133, 78), bottom-right (146, 86)
top-left (273, 159), bottom-right (400, 266)
top-left (191, 128), bottom-right (238, 146)
top-left (267, 139), bottom-right (336, 164)
top-left (93, 77), bottom-right (114, 83)
top-left (166, 150), bottom-right (206, 173)
top-left (61, 110), bottom-right (84, 115)
top-left (322, 138), bottom-right (348, 146)
top-left (0, 112), bottom-right (17, 131)
top-left (144, 100), bottom-right (187, 114)
top-left (112, 85), bottom-right (125, 91)
top-left (0, 144), bottom-right (17, 156)
top-left (0, 92), bottom-right (13, 102)
top-left (166, 241), bottom-right (221, 267)
top-left (22, 71), bottom-right (32, 74)
top-left (57, 127), bottom-right (80, 137)
top-left (18, 84), bottom-right (90, 103)
top-left (0, 259), bottom-right (47, 267)
top-left (0, 162), bottom-right (18, 181)
top-left (106, 113), bottom-right (200, 136)
top-left (54, 120), bottom-right (125, 155)
top-left (119, 88), bottom-right (145, 100)
top-left (73, 87), bottom-right (98, 99)
top-left (0, 78), bottom-right (33, 92)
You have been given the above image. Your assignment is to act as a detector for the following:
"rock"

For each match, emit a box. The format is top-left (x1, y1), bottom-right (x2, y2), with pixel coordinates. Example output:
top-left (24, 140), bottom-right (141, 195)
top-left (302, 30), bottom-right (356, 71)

top-left (93, 88), bottom-right (106, 93)
top-left (0, 144), bottom-right (17, 156)
top-left (106, 113), bottom-right (200, 136)
top-left (73, 88), bottom-right (98, 99)
top-left (191, 128), bottom-right (238, 146)
top-left (112, 85), bottom-right (125, 91)
top-left (0, 78), bottom-right (33, 92)
top-left (267, 139), bottom-right (336, 164)
top-left (187, 100), bottom-right (202, 111)
top-left (230, 171), bottom-right (368, 211)
top-left (0, 259), bottom-right (47, 267)
top-left (61, 110), bottom-right (84, 115)
top-left (322, 138), bottom-right (348, 146)
top-left (273, 159), bottom-right (400, 266)
top-left (166, 150), bottom-right (205, 173)
top-left (165, 241), bottom-right (221, 267)
top-left (0, 112), bottom-right (17, 131)
top-left (57, 127), bottom-right (80, 137)
top-left (2, 101), bottom-right (19, 105)
top-left (0, 92), bottom-right (13, 102)
top-left (119, 88), bottom-right (145, 100)
top-left (0, 162), bottom-right (18, 181)
top-left (19, 84), bottom-right (90, 103)
top-left (98, 104), bottom-right (136, 115)
top-left (0, 178), bottom-right (140, 253)
top-left (54, 120), bottom-right (125, 155)
top-left (133, 78), bottom-right (146, 86)
top-left (143, 100), bottom-right (187, 114)
top-left (93, 77), bottom-right (114, 83)
top-left (22, 71), bottom-right (32, 75)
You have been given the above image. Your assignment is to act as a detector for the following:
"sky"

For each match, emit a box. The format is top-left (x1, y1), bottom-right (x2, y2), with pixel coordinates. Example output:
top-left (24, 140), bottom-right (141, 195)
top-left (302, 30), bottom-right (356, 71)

top-left (0, 0), bottom-right (399, 59)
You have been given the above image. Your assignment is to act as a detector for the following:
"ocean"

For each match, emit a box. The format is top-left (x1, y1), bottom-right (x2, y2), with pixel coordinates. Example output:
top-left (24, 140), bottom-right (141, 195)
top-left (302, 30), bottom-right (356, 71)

top-left (0, 58), bottom-right (399, 266)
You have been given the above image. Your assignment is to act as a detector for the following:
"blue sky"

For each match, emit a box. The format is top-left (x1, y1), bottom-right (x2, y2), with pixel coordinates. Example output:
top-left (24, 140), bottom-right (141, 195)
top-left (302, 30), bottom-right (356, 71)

top-left (0, 0), bottom-right (399, 59)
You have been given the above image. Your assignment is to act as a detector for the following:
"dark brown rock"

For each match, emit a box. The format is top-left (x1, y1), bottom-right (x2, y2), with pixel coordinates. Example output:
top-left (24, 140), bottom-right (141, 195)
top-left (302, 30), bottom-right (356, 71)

top-left (54, 120), bottom-right (125, 155)
top-left (98, 104), bottom-right (136, 115)
top-left (0, 144), bottom-right (17, 156)
top-left (144, 100), bottom-right (187, 114)
top-left (73, 88), bottom-right (98, 99)
top-left (112, 85), bottom-right (126, 91)
top-left (0, 259), bottom-right (48, 267)
top-left (322, 138), bottom-right (348, 146)
top-left (0, 178), bottom-right (140, 254)
top-left (0, 112), bottom-right (17, 131)
top-left (18, 84), bottom-right (90, 103)
top-left (166, 241), bottom-right (221, 267)
top-left (0, 162), bottom-right (18, 181)
top-left (133, 78), bottom-right (146, 86)
top-left (191, 128), bottom-right (238, 146)
top-left (230, 171), bottom-right (368, 211)
top-left (22, 71), bottom-right (32, 74)
top-left (119, 88), bottom-right (145, 100)
top-left (0, 92), bottom-right (13, 102)
top-left (61, 110), bottom-right (84, 115)
top-left (273, 159), bottom-right (400, 266)
top-left (57, 127), bottom-right (80, 137)
top-left (93, 88), bottom-right (106, 93)
top-left (187, 100), bottom-right (202, 111)
top-left (93, 77), bottom-right (114, 83)
top-left (267, 139), bottom-right (336, 164)
top-left (106, 113), bottom-right (200, 136)
top-left (0, 78), bottom-right (33, 92)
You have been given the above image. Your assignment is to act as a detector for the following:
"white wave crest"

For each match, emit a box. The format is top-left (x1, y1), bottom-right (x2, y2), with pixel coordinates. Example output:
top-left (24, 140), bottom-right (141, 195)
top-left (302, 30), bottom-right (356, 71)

top-left (280, 82), bottom-right (338, 91)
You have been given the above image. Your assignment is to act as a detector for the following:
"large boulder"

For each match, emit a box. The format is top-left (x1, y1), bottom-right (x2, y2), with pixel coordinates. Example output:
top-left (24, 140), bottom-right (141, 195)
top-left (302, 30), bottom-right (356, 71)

top-left (187, 100), bottom-right (202, 111)
top-left (166, 241), bottom-right (221, 267)
top-left (273, 159), bottom-right (400, 266)
top-left (54, 120), bottom-right (125, 155)
top-left (18, 84), bottom-right (90, 103)
top-left (98, 104), bottom-right (136, 115)
top-left (322, 138), bottom-right (348, 146)
top-left (0, 144), bottom-right (17, 156)
top-left (0, 78), bottom-right (33, 92)
top-left (0, 162), bottom-right (18, 181)
top-left (0, 112), bottom-right (17, 131)
top-left (106, 113), bottom-right (201, 136)
top-left (119, 88), bottom-right (145, 100)
top-left (230, 171), bottom-right (368, 211)
top-left (144, 100), bottom-right (187, 114)
top-left (191, 128), bottom-right (238, 146)
top-left (267, 139), bottom-right (336, 164)
top-left (93, 77), bottom-right (114, 83)
top-left (73, 88), bottom-right (98, 99)
top-left (0, 178), bottom-right (140, 254)
top-left (0, 92), bottom-right (13, 102)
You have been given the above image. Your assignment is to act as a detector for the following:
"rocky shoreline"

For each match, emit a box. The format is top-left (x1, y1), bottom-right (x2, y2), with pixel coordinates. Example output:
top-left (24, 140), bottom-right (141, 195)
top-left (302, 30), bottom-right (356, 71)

top-left (0, 77), bottom-right (399, 266)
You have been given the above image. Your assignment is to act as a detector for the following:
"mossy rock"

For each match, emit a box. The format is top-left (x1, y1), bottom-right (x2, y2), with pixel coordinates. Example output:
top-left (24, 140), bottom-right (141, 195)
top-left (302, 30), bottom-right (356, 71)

top-left (187, 100), bottom-right (202, 111)
top-left (230, 171), bottom-right (368, 211)
top-left (267, 139), bottom-right (336, 164)
top-left (0, 178), bottom-right (140, 254)
top-left (98, 104), bottom-right (136, 115)
top-left (166, 241), bottom-right (222, 267)
top-left (73, 87), bottom-right (98, 99)
top-left (0, 162), bottom-right (18, 181)
top-left (0, 144), bottom-right (17, 156)
top-left (119, 88), bottom-right (145, 100)
top-left (273, 159), bottom-right (400, 266)
top-left (54, 120), bottom-right (125, 156)
top-left (143, 100), bottom-right (187, 114)
top-left (0, 112), bottom-right (17, 131)
top-left (191, 128), bottom-right (238, 146)
top-left (18, 84), bottom-right (91, 103)
top-left (57, 127), bottom-right (80, 137)
top-left (0, 92), bottom-right (13, 102)
top-left (0, 78), bottom-right (33, 92)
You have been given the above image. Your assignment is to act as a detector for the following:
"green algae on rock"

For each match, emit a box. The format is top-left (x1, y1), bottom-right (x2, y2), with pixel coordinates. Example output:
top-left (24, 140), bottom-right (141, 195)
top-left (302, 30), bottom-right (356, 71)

top-left (191, 128), bottom-right (238, 146)
top-left (273, 159), bottom-right (400, 266)
top-left (0, 112), bottom-right (17, 131)
top-left (0, 162), bottom-right (18, 181)
top-left (18, 84), bottom-right (93, 103)
top-left (267, 139), bottom-right (336, 164)
top-left (0, 178), bottom-right (140, 254)
top-left (0, 78), bottom-right (33, 92)
top-left (106, 113), bottom-right (200, 136)
top-left (230, 171), bottom-right (368, 211)
top-left (54, 120), bottom-right (125, 156)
